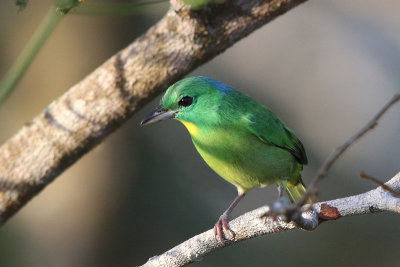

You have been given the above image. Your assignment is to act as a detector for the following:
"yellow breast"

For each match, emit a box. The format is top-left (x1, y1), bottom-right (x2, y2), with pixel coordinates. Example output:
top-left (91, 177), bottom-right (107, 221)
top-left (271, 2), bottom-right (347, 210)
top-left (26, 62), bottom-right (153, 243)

top-left (176, 120), bottom-right (256, 193)
top-left (177, 119), bottom-right (199, 136)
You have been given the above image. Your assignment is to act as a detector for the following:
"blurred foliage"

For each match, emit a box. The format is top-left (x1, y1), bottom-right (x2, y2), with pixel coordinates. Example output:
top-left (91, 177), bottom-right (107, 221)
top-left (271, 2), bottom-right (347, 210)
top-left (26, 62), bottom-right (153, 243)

top-left (0, 6), bottom-right (61, 106)
top-left (0, 0), bottom-right (167, 108)
top-left (182, 0), bottom-right (225, 10)
top-left (54, 0), bottom-right (85, 14)
top-left (15, 0), bottom-right (29, 11)
top-left (74, 0), bottom-right (168, 15)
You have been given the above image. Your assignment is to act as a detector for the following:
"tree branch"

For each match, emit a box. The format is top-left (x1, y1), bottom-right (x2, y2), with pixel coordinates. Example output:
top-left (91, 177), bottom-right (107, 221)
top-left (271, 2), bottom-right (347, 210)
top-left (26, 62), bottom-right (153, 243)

top-left (0, 0), bottom-right (307, 224)
top-left (141, 172), bottom-right (400, 266)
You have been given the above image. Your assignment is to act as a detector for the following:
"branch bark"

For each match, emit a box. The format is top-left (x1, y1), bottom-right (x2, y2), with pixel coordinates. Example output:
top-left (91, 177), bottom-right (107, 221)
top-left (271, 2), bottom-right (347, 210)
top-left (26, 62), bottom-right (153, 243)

top-left (0, 0), bottom-right (308, 224)
top-left (141, 172), bottom-right (400, 266)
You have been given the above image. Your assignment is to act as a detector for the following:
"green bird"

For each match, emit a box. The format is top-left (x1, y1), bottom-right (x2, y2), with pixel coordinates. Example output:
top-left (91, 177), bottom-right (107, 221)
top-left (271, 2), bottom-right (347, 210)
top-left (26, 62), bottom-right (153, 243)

top-left (141, 76), bottom-right (309, 241)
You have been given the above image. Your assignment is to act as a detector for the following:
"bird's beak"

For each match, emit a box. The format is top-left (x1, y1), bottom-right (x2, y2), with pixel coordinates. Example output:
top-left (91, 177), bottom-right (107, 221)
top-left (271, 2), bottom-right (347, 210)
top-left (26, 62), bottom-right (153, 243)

top-left (140, 105), bottom-right (177, 126)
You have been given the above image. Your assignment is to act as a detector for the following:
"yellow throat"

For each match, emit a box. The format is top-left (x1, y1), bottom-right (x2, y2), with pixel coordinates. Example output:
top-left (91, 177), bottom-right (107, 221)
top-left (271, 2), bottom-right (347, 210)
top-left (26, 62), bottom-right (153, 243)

top-left (177, 119), bottom-right (199, 136)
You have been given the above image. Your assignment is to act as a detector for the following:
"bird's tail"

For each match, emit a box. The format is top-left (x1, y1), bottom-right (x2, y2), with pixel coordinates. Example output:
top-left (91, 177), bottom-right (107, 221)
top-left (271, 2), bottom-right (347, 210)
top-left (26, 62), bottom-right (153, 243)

top-left (284, 178), bottom-right (312, 204)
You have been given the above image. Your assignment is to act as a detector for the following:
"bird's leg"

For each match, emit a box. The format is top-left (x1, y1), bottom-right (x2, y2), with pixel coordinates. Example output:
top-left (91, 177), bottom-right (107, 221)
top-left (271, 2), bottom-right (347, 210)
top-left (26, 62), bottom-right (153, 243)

top-left (214, 193), bottom-right (245, 244)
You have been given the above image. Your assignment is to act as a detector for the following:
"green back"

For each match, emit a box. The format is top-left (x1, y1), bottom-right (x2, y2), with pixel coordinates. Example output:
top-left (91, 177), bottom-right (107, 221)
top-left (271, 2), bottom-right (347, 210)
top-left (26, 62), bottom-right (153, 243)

top-left (161, 76), bottom-right (307, 165)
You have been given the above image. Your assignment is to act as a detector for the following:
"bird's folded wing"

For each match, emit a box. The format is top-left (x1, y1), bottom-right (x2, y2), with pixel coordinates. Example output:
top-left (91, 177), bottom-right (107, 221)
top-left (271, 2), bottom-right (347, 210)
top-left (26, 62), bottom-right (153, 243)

top-left (245, 112), bottom-right (308, 165)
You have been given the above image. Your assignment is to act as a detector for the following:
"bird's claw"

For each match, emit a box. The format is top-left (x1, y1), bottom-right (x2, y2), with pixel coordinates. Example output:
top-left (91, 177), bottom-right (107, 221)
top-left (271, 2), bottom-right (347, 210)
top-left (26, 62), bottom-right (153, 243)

top-left (260, 197), bottom-right (292, 222)
top-left (214, 213), bottom-right (235, 244)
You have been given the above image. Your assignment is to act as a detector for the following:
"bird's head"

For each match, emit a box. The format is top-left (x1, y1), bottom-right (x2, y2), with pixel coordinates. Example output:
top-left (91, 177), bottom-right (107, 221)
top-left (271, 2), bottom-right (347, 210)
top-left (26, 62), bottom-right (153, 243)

top-left (140, 76), bottom-right (232, 128)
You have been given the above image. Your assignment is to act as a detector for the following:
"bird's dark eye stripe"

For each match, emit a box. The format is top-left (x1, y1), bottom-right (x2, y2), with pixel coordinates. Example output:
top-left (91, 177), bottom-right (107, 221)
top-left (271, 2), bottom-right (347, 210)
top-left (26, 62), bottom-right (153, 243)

top-left (178, 96), bottom-right (193, 107)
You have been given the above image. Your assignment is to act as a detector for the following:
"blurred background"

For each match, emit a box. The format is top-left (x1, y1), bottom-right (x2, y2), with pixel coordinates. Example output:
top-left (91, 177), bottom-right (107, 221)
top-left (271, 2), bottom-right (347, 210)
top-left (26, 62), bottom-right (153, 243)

top-left (0, 0), bottom-right (399, 266)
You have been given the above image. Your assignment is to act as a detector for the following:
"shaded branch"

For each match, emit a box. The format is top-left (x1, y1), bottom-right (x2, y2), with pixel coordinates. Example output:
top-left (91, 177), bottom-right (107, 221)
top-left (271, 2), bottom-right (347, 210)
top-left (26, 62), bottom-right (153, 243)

top-left (141, 172), bottom-right (400, 266)
top-left (0, 0), bottom-right (307, 224)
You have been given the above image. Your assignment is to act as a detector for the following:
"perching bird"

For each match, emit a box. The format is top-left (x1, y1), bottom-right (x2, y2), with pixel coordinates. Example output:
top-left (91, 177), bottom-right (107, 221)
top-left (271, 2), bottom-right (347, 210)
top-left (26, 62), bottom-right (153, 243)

top-left (141, 76), bottom-right (309, 241)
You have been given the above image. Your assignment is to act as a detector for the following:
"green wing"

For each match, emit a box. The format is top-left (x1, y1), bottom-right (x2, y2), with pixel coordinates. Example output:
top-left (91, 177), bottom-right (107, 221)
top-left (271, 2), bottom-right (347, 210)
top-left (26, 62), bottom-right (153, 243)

top-left (244, 110), bottom-right (308, 165)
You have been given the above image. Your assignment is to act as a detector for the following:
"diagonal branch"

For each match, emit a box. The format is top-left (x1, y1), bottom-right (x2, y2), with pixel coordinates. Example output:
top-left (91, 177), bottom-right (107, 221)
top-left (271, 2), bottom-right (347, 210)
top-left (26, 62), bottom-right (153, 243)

top-left (360, 171), bottom-right (400, 197)
top-left (141, 172), bottom-right (400, 266)
top-left (0, 0), bottom-right (307, 225)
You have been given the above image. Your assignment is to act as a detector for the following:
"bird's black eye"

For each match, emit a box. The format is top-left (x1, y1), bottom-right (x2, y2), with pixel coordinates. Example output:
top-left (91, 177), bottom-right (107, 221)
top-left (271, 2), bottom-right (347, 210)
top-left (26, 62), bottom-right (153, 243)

top-left (178, 96), bottom-right (193, 107)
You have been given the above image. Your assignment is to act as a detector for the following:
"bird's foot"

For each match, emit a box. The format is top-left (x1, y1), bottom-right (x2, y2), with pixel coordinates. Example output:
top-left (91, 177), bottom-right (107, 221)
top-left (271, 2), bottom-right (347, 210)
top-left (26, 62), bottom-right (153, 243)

top-left (214, 213), bottom-right (235, 244)
top-left (260, 197), bottom-right (292, 222)
top-left (259, 198), bottom-right (318, 231)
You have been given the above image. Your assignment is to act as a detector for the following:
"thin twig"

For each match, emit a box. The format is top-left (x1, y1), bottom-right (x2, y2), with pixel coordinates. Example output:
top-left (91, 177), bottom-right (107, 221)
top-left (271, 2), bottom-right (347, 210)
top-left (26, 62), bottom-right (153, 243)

top-left (0, 6), bottom-right (62, 107)
top-left (295, 93), bottom-right (400, 209)
top-left (360, 171), bottom-right (400, 197)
